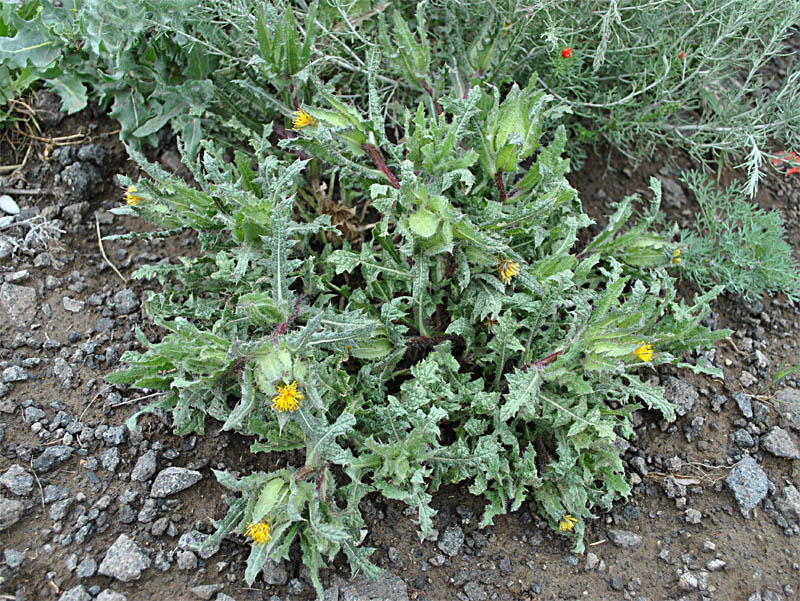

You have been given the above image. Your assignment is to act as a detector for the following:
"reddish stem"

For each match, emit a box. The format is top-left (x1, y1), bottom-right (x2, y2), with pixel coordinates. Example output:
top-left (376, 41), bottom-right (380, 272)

top-left (362, 144), bottom-right (401, 189)
top-left (419, 80), bottom-right (443, 116)
top-left (533, 349), bottom-right (564, 368)
top-left (495, 170), bottom-right (507, 201)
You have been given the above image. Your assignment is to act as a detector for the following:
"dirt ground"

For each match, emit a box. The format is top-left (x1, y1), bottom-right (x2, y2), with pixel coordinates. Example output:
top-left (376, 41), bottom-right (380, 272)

top-left (0, 97), bottom-right (798, 601)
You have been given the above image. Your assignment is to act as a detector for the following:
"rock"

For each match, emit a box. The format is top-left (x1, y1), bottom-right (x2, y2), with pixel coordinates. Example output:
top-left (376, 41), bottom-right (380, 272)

top-left (179, 529), bottom-right (221, 560)
top-left (101, 447), bottom-right (120, 471)
top-left (4, 549), bottom-right (24, 568)
top-left (76, 556), bottom-right (98, 579)
top-left (662, 376), bottom-right (698, 417)
top-left (53, 357), bottom-right (74, 388)
top-left (739, 370), bottom-right (758, 388)
top-left (103, 426), bottom-right (127, 446)
top-left (177, 550), bottom-right (198, 570)
top-left (113, 289), bottom-right (139, 315)
top-left (98, 534), bottom-right (151, 582)
top-left (190, 584), bottom-right (225, 600)
top-left (706, 559), bottom-right (726, 571)
top-left (131, 450), bottom-right (158, 482)
top-left (96, 591), bottom-right (127, 601)
top-left (463, 581), bottom-right (488, 601)
top-left (77, 144), bottom-right (105, 166)
top-left (150, 467), bottom-right (202, 498)
top-left (734, 392), bottom-right (753, 419)
top-left (339, 572), bottom-right (409, 601)
top-left (214, 595), bottom-right (236, 601)
top-left (775, 484), bottom-right (800, 519)
top-left (63, 297), bottom-right (86, 313)
top-left (58, 586), bottom-right (92, 601)
top-left (585, 552), bottom-right (599, 571)
top-left (437, 526), bottom-right (465, 557)
top-left (262, 560), bottom-right (288, 585)
top-left (2, 365), bottom-right (28, 383)
top-left (685, 508), bottom-right (702, 524)
top-left (0, 464), bottom-right (33, 496)
top-left (733, 428), bottom-right (755, 448)
top-left (726, 455), bottom-right (769, 516)
top-left (607, 529), bottom-right (642, 549)
top-left (776, 388), bottom-right (800, 432)
top-left (656, 175), bottom-right (687, 208)
top-left (0, 497), bottom-right (24, 530)
top-left (32, 444), bottom-right (73, 472)
top-left (0, 194), bottom-right (20, 215)
top-left (761, 426), bottom-right (800, 459)
top-left (151, 517), bottom-right (170, 537)
top-left (678, 571), bottom-right (698, 591)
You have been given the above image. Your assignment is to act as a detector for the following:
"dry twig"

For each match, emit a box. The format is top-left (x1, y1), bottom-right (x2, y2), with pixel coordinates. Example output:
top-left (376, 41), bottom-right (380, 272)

top-left (95, 213), bottom-right (127, 283)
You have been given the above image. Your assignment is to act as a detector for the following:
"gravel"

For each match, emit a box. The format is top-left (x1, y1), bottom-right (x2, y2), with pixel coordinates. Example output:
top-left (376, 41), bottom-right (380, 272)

top-left (98, 534), bottom-right (151, 582)
top-left (58, 586), bottom-right (92, 601)
top-left (339, 572), bottom-right (409, 601)
top-left (726, 455), bottom-right (770, 516)
top-left (0, 194), bottom-right (20, 215)
top-left (32, 444), bottom-right (73, 472)
top-left (0, 282), bottom-right (37, 323)
top-left (662, 376), bottom-right (698, 417)
top-left (761, 426), bottom-right (800, 459)
top-left (96, 591), bottom-right (127, 601)
top-left (0, 497), bottom-right (24, 530)
top-left (178, 529), bottom-right (221, 560)
top-left (607, 529), bottom-right (643, 549)
top-left (113, 288), bottom-right (139, 314)
top-left (150, 467), bottom-right (202, 498)
top-left (131, 449), bottom-right (158, 482)
top-left (0, 464), bottom-right (34, 496)
top-left (437, 525), bottom-right (465, 557)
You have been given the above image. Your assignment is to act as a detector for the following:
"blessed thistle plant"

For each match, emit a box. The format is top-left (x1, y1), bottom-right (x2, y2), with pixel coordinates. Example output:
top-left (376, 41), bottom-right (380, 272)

top-left (106, 17), bottom-right (730, 601)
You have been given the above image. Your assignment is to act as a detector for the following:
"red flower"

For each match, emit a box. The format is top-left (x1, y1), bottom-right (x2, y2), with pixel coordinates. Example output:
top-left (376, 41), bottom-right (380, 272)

top-left (786, 167), bottom-right (800, 176)
top-left (678, 51), bottom-right (685, 60)
top-left (561, 47), bottom-right (572, 59)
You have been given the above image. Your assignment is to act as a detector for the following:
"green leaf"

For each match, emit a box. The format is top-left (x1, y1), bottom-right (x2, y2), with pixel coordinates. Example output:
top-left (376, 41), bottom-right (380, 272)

top-left (408, 207), bottom-right (440, 238)
top-left (44, 74), bottom-right (88, 114)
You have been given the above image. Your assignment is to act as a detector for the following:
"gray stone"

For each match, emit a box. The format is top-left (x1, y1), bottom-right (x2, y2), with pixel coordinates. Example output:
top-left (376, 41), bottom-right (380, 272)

top-left (2, 365), bottom-right (28, 383)
top-left (32, 444), bottom-right (73, 472)
top-left (76, 556), bottom-right (98, 579)
top-left (706, 559), bottom-right (726, 571)
top-left (678, 571), bottom-right (698, 591)
top-left (776, 388), bottom-right (800, 431)
top-left (0, 497), bottom-right (24, 530)
top-left (150, 467), bottom-right (202, 498)
top-left (339, 572), bottom-right (409, 601)
top-left (176, 550), bottom-right (198, 570)
top-left (58, 586), bottom-right (91, 601)
top-left (262, 559), bottom-right (288, 585)
top-left (585, 552), bottom-right (599, 571)
top-left (761, 427), bottom-right (800, 459)
top-left (0, 282), bottom-right (37, 323)
top-left (137, 498), bottom-right (158, 523)
top-left (607, 529), bottom-right (642, 549)
top-left (96, 591), bottom-right (127, 601)
top-left (734, 392), bottom-right (753, 419)
top-left (437, 525), bottom-right (464, 557)
top-left (63, 297), bottom-right (85, 313)
top-left (0, 194), bottom-right (20, 215)
top-left (733, 428), bottom-right (755, 448)
top-left (103, 426), bottom-right (127, 446)
top-left (151, 517), bottom-right (170, 537)
top-left (179, 529), bottom-right (221, 560)
top-left (190, 584), bottom-right (224, 600)
top-left (113, 288), bottom-right (139, 315)
top-left (101, 447), bottom-right (120, 471)
top-left (4, 548), bottom-right (24, 568)
top-left (662, 376), bottom-right (698, 417)
top-left (739, 370), bottom-right (758, 388)
top-left (287, 578), bottom-right (304, 595)
top-left (685, 508), bottom-right (702, 524)
top-left (53, 357), bottom-right (74, 388)
top-left (23, 406), bottom-right (45, 423)
top-left (50, 498), bottom-right (73, 521)
top-left (98, 534), bottom-right (151, 582)
top-left (726, 455), bottom-right (769, 516)
top-left (656, 175), bottom-right (687, 208)
top-left (775, 484), bottom-right (800, 519)
top-left (214, 595), bottom-right (236, 601)
top-left (464, 581), bottom-right (488, 601)
top-left (131, 450), bottom-right (157, 482)
top-left (44, 484), bottom-right (70, 502)
top-left (0, 464), bottom-right (33, 496)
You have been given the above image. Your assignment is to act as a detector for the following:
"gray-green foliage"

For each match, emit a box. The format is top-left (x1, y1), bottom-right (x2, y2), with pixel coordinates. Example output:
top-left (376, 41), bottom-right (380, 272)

top-left (108, 59), bottom-right (728, 595)
top-left (679, 171), bottom-right (800, 301)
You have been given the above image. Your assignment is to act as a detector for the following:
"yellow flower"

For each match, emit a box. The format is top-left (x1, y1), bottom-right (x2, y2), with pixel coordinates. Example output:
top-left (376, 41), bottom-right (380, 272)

top-left (497, 259), bottom-right (520, 285)
top-left (502, 21), bottom-right (514, 36)
top-left (125, 185), bottom-right (143, 206)
top-left (672, 249), bottom-right (681, 264)
top-left (271, 380), bottom-right (303, 412)
top-left (633, 343), bottom-right (654, 362)
top-left (559, 514), bottom-right (577, 532)
top-left (291, 110), bottom-right (316, 130)
top-left (245, 520), bottom-right (272, 545)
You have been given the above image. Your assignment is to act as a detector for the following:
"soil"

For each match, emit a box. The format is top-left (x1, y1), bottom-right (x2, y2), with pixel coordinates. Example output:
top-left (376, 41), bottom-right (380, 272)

top-left (0, 94), bottom-right (798, 601)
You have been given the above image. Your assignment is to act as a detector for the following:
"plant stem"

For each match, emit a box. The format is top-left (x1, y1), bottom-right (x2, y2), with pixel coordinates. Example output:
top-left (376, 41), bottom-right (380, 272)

top-left (361, 144), bottom-right (400, 189)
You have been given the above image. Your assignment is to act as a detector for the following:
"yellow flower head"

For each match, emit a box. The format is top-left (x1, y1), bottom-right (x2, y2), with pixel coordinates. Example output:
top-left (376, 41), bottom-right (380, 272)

top-left (502, 21), bottom-right (514, 36)
top-left (291, 110), bottom-right (316, 130)
top-left (672, 249), bottom-right (681, 264)
top-left (245, 520), bottom-right (272, 545)
top-left (271, 380), bottom-right (303, 412)
top-left (559, 514), bottom-right (578, 532)
top-left (497, 259), bottom-right (520, 285)
top-left (125, 185), bottom-right (143, 206)
top-left (633, 343), bottom-right (654, 362)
